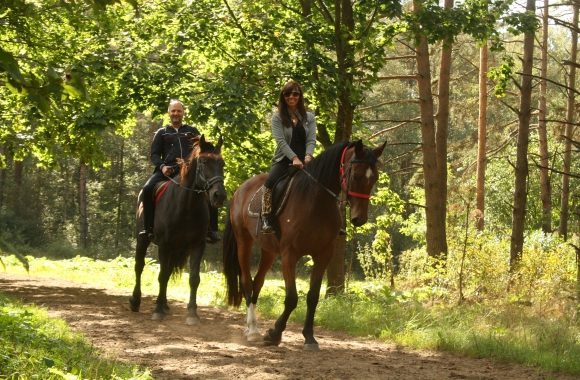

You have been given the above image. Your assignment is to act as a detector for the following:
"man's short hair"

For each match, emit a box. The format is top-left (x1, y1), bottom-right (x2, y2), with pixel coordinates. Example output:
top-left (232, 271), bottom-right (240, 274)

top-left (168, 99), bottom-right (185, 110)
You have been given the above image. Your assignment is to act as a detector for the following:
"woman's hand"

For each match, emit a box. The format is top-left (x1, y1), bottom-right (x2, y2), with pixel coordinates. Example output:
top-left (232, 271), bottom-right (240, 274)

top-left (292, 156), bottom-right (303, 170)
top-left (304, 154), bottom-right (312, 164)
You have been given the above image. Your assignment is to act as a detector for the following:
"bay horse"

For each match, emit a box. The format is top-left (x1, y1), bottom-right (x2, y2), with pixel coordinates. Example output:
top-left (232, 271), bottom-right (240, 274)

top-left (130, 135), bottom-right (227, 325)
top-left (223, 139), bottom-right (385, 349)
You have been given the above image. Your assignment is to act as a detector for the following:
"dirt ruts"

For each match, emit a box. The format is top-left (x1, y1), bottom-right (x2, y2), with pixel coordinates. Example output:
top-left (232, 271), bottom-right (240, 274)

top-left (0, 273), bottom-right (576, 380)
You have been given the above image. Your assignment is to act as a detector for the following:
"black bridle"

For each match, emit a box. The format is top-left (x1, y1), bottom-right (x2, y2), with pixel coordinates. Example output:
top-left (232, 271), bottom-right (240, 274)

top-left (166, 152), bottom-right (224, 193)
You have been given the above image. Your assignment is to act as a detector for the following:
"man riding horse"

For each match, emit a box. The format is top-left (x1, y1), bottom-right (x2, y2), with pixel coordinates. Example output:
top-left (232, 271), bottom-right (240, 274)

top-left (139, 99), bottom-right (220, 243)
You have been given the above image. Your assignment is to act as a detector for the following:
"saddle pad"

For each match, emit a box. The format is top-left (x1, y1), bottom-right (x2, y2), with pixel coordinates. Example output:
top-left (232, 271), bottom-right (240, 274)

top-left (247, 176), bottom-right (296, 218)
top-left (154, 181), bottom-right (170, 204)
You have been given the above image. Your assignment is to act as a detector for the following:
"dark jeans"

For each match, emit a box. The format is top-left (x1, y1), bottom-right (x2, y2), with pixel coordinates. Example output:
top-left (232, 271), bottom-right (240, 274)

top-left (142, 171), bottom-right (168, 229)
top-left (141, 171), bottom-right (219, 231)
top-left (264, 158), bottom-right (292, 189)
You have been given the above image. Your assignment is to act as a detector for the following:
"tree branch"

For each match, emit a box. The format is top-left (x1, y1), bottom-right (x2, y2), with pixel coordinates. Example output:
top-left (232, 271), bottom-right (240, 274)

top-left (516, 72), bottom-right (580, 95)
top-left (358, 99), bottom-right (419, 111)
top-left (368, 117), bottom-right (422, 139)
top-left (223, 0), bottom-right (247, 39)
top-left (314, 0), bottom-right (334, 23)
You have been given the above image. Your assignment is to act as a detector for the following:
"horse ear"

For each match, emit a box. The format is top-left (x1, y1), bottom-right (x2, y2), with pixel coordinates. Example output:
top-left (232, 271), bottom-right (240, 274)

top-left (354, 139), bottom-right (364, 156)
top-left (373, 141), bottom-right (386, 158)
top-left (216, 135), bottom-right (223, 152)
top-left (199, 134), bottom-right (206, 145)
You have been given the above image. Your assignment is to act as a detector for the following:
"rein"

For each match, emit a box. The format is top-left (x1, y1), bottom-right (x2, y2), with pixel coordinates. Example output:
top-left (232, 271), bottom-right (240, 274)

top-left (302, 145), bottom-right (374, 204)
top-left (302, 169), bottom-right (346, 204)
top-left (166, 152), bottom-right (224, 193)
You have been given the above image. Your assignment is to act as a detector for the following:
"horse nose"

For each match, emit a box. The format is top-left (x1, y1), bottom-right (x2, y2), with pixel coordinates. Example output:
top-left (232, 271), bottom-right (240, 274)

top-left (350, 216), bottom-right (366, 227)
top-left (211, 189), bottom-right (226, 208)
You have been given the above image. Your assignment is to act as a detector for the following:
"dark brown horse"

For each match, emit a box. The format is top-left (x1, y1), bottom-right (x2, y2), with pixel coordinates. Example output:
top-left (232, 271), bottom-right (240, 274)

top-left (131, 135), bottom-right (227, 324)
top-left (223, 139), bottom-right (385, 349)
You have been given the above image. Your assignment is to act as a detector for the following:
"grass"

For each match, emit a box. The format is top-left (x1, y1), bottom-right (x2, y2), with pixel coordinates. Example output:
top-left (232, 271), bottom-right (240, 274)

top-left (2, 254), bottom-right (580, 377)
top-left (0, 291), bottom-right (152, 380)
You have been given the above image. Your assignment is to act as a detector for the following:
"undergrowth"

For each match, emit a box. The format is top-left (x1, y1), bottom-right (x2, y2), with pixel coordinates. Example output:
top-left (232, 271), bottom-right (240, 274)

top-left (2, 228), bottom-right (579, 376)
top-left (0, 292), bottom-right (152, 380)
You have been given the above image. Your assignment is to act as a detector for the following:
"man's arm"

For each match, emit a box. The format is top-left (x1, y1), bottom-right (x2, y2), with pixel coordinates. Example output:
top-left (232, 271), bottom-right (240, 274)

top-left (149, 128), bottom-right (166, 170)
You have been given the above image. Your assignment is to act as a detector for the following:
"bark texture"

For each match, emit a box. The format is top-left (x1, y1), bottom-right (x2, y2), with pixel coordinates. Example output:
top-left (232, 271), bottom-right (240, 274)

top-left (510, 0), bottom-right (536, 271)
top-left (558, 4), bottom-right (578, 240)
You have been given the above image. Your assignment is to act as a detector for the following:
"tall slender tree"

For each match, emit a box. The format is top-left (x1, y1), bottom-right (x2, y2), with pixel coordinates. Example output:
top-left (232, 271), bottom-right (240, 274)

top-left (510, 0), bottom-right (537, 271)
top-left (558, 3), bottom-right (578, 240)
top-left (476, 39), bottom-right (488, 231)
top-left (538, 0), bottom-right (552, 234)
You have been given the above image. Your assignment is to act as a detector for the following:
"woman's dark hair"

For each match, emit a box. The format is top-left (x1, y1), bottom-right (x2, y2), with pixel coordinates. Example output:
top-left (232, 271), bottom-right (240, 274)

top-left (277, 81), bottom-right (308, 128)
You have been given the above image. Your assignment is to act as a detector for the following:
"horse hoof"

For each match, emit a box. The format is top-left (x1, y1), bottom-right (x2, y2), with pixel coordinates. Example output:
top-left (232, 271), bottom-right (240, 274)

top-left (163, 306), bottom-right (171, 315)
top-left (263, 329), bottom-right (281, 346)
top-left (129, 297), bottom-right (140, 312)
top-left (186, 316), bottom-right (200, 325)
top-left (151, 312), bottom-right (165, 321)
top-left (246, 333), bottom-right (262, 342)
top-left (303, 343), bottom-right (320, 351)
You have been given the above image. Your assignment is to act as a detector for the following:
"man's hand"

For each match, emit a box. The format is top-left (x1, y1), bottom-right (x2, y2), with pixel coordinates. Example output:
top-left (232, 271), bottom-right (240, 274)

top-left (161, 165), bottom-right (174, 176)
top-left (292, 156), bottom-right (303, 170)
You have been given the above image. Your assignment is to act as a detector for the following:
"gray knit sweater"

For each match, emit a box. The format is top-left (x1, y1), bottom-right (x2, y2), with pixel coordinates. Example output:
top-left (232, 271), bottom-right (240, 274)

top-left (271, 110), bottom-right (317, 163)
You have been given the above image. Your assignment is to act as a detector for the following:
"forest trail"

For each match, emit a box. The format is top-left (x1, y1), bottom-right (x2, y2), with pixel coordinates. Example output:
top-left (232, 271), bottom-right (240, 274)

top-left (0, 273), bottom-right (576, 380)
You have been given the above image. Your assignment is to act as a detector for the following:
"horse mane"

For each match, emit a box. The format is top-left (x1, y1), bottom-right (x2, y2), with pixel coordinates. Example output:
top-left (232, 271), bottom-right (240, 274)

top-left (179, 135), bottom-right (215, 184)
top-left (293, 140), bottom-right (379, 198)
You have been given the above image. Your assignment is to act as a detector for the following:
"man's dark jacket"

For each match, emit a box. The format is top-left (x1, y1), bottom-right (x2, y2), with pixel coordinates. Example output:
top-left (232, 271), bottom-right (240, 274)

top-left (149, 124), bottom-right (200, 172)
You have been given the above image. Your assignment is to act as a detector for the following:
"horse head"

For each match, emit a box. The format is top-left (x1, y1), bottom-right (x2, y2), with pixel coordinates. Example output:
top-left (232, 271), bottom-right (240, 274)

top-left (182, 135), bottom-right (227, 208)
top-left (342, 140), bottom-right (386, 226)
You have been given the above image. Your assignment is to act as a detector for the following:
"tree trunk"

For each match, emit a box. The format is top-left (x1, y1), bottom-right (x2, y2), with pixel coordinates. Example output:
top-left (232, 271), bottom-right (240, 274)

top-left (538, 0), bottom-right (552, 234)
top-left (115, 140), bottom-right (125, 248)
top-left (14, 160), bottom-right (23, 187)
top-left (435, 0), bottom-right (453, 240)
top-left (510, 0), bottom-right (536, 271)
top-left (414, 0), bottom-right (447, 259)
top-left (79, 159), bottom-right (88, 249)
top-left (559, 4), bottom-right (578, 240)
top-left (0, 145), bottom-right (5, 209)
top-left (476, 42), bottom-right (488, 230)
top-left (327, 0), bottom-right (356, 294)
top-left (327, 202), bottom-right (347, 295)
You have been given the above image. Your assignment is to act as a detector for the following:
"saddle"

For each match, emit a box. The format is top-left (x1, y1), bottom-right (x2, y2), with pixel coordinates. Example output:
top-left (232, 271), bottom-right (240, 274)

top-left (248, 170), bottom-right (299, 218)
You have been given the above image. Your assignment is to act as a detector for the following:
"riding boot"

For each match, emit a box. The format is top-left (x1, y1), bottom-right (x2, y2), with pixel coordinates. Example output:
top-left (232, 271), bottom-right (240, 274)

top-left (261, 186), bottom-right (275, 234)
top-left (139, 195), bottom-right (155, 240)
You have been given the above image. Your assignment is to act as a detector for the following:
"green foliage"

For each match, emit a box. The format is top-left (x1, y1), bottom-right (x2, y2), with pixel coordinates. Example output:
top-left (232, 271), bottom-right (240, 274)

top-left (0, 292), bottom-right (152, 379)
top-left (488, 56), bottom-right (515, 97)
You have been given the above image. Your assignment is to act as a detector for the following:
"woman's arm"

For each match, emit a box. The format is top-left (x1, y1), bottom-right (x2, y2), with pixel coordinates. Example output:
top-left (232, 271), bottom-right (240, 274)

top-left (305, 112), bottom-right (317, 156)
top-left (271, 114), bottom-right (297, 160)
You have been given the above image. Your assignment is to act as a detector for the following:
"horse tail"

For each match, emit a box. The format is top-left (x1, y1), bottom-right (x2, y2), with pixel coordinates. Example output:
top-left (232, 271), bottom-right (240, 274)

top-left (167, 248), bottom-right (189, 278)
top-left (222, 216), bottom-right (243, 307)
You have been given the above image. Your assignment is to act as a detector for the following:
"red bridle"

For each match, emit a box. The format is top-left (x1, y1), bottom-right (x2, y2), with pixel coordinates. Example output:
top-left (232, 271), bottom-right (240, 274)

top-left (339, 146), bottom-right (372, 199)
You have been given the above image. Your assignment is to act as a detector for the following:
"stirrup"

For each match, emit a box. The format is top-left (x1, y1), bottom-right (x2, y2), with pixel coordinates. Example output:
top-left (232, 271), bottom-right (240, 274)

top-left (261, 217), bottom-right (275, 234)
top-left (139, 228), bottom-right (154, 240)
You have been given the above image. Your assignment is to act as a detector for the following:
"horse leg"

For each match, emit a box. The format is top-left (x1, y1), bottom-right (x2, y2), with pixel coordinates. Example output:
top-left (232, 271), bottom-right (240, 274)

top-left (244, 249), bottom-right (276, 342)
top-left (302, 248), bottom-right (333, 350)
top-left (263, 254), bottom-right (298, 346)
top-left (186, 245), bottom-right (205, 325)
top-left (236, 237), bottom-right (259, 340)
top-left (129, 237), bottom-right (150, 312)
top-left (152, 248), bottom-right (172, 321)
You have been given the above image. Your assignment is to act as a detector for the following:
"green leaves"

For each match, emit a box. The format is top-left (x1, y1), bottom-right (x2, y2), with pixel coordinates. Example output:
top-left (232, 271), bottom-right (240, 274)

top-left (488, 55), bottom-right (515, 97)
top-left (0, 47), bottom-right (25, 84)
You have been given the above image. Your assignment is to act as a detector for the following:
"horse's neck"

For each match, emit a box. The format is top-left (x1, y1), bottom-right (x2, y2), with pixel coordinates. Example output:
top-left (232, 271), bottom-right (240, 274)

top-left (174, 163), bottom-right (204, 206)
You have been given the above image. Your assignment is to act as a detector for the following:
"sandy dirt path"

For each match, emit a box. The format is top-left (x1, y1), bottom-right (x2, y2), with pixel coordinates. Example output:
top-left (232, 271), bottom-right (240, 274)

top-left (0, 273), bottom-right (576, 380)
